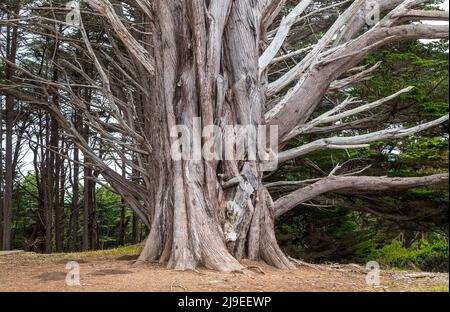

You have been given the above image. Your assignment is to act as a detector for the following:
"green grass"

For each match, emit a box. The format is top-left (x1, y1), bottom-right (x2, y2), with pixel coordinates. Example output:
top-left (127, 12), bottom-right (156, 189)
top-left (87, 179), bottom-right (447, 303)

top-left (411, 284), bottom-right (449, 292)
top-left (0, 244), bottom-right (144, 265)
top-left (58, 244), bottom-right (144, 259)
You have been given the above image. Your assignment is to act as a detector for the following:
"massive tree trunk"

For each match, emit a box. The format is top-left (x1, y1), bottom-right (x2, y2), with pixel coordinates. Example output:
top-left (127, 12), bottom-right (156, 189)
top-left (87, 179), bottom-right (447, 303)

top-left (132, 0), bottom-right (293, 271)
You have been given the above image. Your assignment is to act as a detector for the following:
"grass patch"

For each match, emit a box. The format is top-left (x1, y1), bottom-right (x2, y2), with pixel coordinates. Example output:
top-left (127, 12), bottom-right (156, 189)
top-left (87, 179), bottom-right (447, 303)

top-left (412, 284), bottom-right (449, 292)
top-left (59, 244), bottom-right (144, 259)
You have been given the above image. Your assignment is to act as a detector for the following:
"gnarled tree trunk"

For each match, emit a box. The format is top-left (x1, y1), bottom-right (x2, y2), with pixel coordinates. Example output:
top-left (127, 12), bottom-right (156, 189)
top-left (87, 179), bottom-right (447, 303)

top-left (133, 0), bottom-right (292, 272)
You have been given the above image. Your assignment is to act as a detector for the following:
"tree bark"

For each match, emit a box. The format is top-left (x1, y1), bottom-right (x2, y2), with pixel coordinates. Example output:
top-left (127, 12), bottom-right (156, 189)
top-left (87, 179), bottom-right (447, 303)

top-left (55, 141), bottom-right (66, 252)
top-left (131, 212), bottom-right (139, 244)
top-left (0, 93), bottom-right (3, 248)
top-left (82, 88), bottom-right (95, 251)
top-left (118, 204), bottom-right (126, 246)
top-left (274, 174), bottom-right (450, 218)
top-left (82, 157), bottom-right (94, 250)
top-left (134, 0), bottom-right (294, 271)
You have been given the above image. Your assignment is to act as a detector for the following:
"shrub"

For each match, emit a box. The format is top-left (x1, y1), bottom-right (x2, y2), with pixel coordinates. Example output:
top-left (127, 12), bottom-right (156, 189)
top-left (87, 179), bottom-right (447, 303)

top-left (371, 237), bottom-right (449, 272)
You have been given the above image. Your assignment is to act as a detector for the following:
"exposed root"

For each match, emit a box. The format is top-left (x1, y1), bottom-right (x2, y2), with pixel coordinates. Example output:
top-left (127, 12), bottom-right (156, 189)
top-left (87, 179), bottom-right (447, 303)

top-left (132, 259), bottom-right (160, 267)
top-left (193, 269), bottom-right (207, 275)
top-left (231, 269), bottom-right (246, 275)
top-left (245, 265), bottom-right (266, 275)
top-left (135, 186), bottom-right (295, 273)
top-left (288, 256), bottom-right (321, 271)
top-left (170, 280), bottom-right (187, 291)
top-left (132, 260), bottom-right (145, 267)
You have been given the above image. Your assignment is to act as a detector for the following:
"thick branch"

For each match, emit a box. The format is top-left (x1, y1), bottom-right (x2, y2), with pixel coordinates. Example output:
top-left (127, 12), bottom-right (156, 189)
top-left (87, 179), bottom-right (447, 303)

top-left (278, 114), bottom-right (449, 164)
top-left (284, 86), bottom-right (412, 142)
top-left (274, 173), bottom-right (449, 218)
top-left (267, 22), bottom-right (449, 138)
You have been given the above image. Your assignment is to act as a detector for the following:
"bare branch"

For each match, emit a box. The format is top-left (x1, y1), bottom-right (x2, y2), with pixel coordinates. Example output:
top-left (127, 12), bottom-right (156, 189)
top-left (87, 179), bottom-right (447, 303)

top-left (328, 61), bottom-right (382, 92)
top-left (277, 114), bottom-right (449, 164)
top-left (259, 0), bottom-right (312, 73)
top-left (274, 173), bottom-right (449, 218)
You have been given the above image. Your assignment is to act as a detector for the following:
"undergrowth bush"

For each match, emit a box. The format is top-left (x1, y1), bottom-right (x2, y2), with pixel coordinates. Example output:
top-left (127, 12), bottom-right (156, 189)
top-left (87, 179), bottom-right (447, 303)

top-left (370, 236), bottom-right (449, 272)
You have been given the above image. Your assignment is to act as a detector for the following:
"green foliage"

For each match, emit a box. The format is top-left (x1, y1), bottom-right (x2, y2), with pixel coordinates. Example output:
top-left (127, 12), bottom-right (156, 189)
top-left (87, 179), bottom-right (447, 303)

top-left (12, 173), bottom-right (41, 248)
top-left (62, 244), bottom-right (143, 258)
top-left (10, 172), bottom-right (141, 252)
top-left (368, 236), bottom-right (449, 272)
top-left (362, 41), bottom-right (449, 119)
top-left (95, 187), bottom-right (123, 249)
top-left (409, 187), bottom-right (449, 205)
top-left (420, 102), bottom-right (449, 119)
top-left (400, 137), bottom-right (448, 162)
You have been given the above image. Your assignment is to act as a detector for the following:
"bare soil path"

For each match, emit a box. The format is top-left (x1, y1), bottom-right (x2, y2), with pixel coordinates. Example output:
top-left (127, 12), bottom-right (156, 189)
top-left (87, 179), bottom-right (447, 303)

top-left (0, 248), bottom-right (447, 292)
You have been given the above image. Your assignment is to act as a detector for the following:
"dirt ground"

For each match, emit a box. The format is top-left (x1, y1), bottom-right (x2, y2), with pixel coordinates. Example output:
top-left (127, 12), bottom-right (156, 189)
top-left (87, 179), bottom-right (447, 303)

top-left (0, 251), bottom-right (448, 292)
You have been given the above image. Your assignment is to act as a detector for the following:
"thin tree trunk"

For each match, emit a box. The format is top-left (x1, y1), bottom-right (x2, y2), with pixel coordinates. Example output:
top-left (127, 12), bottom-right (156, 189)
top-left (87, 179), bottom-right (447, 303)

top-left (68, 110), bottom-right (80, 251)
top-left (51, 63), bottom-right (63, 252)
top-left (82, 87), bottom-right (93, 251)
top-left (55, 144), bottom-right (66, 252)
top-left (2, 4), bottom-right (19, 251)
top-left (90, 166), bottom-right (98, 250)
top-left (82, 149), bottom-right (91, 250)
top-left (30, 114), bottom-right (46, 252)
top-left (118, 199), bottom-right (126, 246)
top-left (118, 141), bottom-right (127, 246)
top-left (131, 163), bottom-right (140, 244)
top-left (131, 213), bottom-right (139, 244)
top-left (44, 114), bottom-right (53, 253)
top-left (0, 85), bottom-right (3, 249)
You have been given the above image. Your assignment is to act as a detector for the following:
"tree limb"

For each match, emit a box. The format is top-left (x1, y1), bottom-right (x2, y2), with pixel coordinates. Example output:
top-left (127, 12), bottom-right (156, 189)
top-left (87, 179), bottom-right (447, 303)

top-left (274, 173), bottom-right (449, 218)
top-left (277, 114), bottom-right (449, 164)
